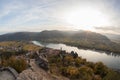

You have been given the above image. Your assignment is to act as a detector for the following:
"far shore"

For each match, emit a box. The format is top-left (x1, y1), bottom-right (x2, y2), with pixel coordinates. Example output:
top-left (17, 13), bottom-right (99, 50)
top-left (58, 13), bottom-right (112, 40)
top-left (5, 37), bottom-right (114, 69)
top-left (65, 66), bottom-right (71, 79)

top-left (34, 41), bottom-right (120, 55)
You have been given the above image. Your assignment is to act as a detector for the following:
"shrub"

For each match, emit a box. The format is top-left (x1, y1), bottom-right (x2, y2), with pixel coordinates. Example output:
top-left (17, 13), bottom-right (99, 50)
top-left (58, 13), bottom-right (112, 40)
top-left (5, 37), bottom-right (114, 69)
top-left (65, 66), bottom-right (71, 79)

top-left (2, 56), bottom-right (28, 73)
top-left (94, 62), bottom-right (108, 78)
top-left (78, 66), bottom-right (94, 80)
top-left (66, 66), bottom-right (79, 79)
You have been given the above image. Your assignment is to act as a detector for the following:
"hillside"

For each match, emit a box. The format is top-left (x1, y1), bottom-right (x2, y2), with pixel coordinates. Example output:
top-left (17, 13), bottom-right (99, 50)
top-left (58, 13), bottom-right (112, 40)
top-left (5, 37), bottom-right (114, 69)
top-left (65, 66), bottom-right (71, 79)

top-left (0, 41), bottom-right (120, 80)
top-left (0, 41), bottom-right (69, 80)
top-left (104, 33), bottom-right (120, 43)
top-left (0, 30), bottom-right (119, 53)
top-left (0, 32), bottom-right (38, 41)
top-left (0, 30), bottom-right (110, 42)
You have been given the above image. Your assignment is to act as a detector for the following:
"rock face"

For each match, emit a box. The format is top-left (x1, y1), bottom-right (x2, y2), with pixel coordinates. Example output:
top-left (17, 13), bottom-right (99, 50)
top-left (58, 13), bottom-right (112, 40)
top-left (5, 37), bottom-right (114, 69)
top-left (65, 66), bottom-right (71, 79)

top-left (0, 67), bottom-right (18, 80)
top-left (17, 59), bottom-right (69, 80)
top-left (17, 69), bottom-right (69, 80)
top-left (0, 71), bottom-right (15, 80)
top-left (17, 59), bottom-right (53, 80)
top-left (17, 69), bottom-right (50, 80)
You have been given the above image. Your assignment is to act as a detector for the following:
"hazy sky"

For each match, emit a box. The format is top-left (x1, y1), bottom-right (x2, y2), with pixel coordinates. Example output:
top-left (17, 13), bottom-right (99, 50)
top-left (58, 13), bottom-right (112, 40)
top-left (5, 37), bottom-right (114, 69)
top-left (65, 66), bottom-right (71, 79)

top-left (0, 0), bottom-right (120, 34)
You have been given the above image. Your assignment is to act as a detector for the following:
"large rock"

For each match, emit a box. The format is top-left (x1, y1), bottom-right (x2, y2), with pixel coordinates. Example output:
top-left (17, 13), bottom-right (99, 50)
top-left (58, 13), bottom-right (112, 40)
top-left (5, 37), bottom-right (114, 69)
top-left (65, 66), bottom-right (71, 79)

top-left (17, 59), bottom-right (69, 80)
top-left (0, 71), bottom-right (15, 80)
top-left (17, 68), bottom-right (69, 80)
top-left (17, 69), bottom-right (48, 80)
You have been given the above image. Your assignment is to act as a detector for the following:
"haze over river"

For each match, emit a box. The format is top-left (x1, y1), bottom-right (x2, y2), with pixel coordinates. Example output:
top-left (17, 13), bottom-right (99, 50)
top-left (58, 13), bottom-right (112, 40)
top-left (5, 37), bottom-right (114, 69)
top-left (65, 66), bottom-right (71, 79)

top-left (33, 41), bottom-right (120, 70)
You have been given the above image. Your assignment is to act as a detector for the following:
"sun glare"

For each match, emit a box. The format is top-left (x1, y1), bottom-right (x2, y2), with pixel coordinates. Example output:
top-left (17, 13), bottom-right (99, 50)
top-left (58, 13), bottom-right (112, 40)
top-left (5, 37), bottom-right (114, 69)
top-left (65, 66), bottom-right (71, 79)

top-left (63, 7), bottom-right (110, 31)
top-left (83, 26), bottom-right (95, 31)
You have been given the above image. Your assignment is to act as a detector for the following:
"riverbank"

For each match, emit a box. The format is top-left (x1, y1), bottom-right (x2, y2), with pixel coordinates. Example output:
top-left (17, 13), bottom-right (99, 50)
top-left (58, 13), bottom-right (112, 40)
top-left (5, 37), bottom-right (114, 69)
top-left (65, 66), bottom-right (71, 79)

top-left (44, 47), bottom-right (120, 80)
top-left (39, 40), bottom-right (120, 54)
top-left (32, 41), bottom-right (120, 70)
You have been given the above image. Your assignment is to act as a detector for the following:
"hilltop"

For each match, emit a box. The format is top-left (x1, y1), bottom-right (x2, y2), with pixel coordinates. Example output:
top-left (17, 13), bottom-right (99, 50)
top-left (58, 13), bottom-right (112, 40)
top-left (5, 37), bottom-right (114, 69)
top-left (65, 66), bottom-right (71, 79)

top-left (0, 30), bottom-right (110, 42)
top-left (0, 41), bottom-right (120, 80)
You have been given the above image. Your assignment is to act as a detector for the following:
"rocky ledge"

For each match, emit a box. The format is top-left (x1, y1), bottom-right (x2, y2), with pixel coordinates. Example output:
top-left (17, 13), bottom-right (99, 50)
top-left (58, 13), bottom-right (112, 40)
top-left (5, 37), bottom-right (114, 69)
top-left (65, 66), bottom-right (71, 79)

top-left (17, 59), bottom-right (69, 80)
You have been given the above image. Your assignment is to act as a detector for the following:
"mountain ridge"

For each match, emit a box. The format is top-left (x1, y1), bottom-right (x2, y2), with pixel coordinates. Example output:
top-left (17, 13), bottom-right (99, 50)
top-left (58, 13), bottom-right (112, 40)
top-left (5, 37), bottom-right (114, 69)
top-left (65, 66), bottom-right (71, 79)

top-left (0, 30), bottom-right (110, 42)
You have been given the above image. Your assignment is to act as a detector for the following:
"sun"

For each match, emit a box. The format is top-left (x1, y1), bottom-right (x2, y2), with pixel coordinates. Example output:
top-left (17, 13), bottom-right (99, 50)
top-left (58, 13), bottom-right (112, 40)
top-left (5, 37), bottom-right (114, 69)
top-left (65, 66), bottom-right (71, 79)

top-left (63, 7), bottom-right (110, 31)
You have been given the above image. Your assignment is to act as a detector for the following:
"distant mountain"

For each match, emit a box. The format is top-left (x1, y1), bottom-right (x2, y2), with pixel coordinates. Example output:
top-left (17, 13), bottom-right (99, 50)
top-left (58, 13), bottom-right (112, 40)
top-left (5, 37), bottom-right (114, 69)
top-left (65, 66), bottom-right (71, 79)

top-left (0, 32), bottom-right (38, 41)
top-left (37, 30), bottom-right (66, 39)
top-left (0, 30), bottom-right (120, 53)
top-left (0, 30), bottom-right (110, 43)
top-left (71, 31), bottom-right (110, 42)
top-left (103, 33), bottom-right (120, 43)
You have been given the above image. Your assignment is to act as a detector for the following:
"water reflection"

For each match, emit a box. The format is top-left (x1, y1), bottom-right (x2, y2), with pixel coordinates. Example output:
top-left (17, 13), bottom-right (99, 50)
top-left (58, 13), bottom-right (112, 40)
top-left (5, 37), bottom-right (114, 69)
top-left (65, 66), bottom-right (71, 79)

top-left (32, 41), bottom-right (120, 69)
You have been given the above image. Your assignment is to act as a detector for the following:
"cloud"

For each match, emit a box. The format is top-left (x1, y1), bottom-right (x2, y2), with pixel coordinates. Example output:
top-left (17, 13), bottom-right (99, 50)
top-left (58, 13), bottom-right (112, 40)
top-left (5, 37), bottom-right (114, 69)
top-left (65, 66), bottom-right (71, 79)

top-left (0, 0), bottom-right (65, 26)
top-left (95, 26), bottom-right (120, 34)
top-left (0, 0), bottom-right (120, 34)
top-left (0, 24), bottom-right (73, 34)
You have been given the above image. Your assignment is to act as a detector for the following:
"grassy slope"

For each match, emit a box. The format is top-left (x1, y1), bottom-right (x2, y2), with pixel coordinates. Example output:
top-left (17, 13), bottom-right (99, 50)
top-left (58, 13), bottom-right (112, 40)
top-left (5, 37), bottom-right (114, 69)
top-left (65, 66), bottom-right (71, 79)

top-left (0, 41), bottom-right (41, 51)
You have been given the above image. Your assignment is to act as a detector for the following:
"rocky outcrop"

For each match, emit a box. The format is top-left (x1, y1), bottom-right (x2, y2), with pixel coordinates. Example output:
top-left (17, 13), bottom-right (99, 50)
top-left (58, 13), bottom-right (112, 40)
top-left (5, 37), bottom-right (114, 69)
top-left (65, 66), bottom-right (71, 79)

top-left (0, 67), bottom-right (18, 80)
top-left (17, 58), bottom-right (53, 80)
top-left (17, 69), bottom-right (51, 80)
top-left (17, 68), bottom-right (69, 80)
top-left (0, 71), bottom-right (15, 80)
top-left (17, 59), bottom-right (69, 80)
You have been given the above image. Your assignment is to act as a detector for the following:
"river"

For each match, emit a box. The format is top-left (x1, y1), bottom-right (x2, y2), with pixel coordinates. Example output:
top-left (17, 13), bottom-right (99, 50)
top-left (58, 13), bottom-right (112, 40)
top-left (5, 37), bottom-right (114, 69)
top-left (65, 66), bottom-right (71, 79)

top-left (32, 41), bottom-right (120, 70)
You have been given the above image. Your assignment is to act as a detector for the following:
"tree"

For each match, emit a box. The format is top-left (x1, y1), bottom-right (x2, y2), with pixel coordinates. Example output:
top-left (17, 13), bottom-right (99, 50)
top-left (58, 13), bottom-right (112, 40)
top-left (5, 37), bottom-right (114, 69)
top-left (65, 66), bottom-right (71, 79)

top-left (74, 57), bottom-right (82, 67)
top-left (78, 66), bottom-right (94, 80)
top-left (94, 62), bottom-right (108, 78)
top-left (66, 66), bottom-right (79, 79)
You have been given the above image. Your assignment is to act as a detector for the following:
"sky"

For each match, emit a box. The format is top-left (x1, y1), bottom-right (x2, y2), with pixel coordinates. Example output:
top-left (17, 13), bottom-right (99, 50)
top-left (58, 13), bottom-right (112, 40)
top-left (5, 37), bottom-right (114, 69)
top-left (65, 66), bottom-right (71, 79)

top-left (0, 0), bottom-right (120, 34)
